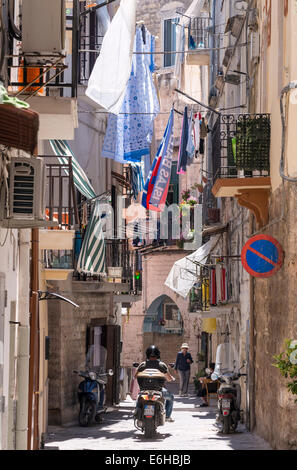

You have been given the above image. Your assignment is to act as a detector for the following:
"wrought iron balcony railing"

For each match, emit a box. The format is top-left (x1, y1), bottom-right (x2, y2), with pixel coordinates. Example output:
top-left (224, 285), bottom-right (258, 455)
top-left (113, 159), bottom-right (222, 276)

top-left (105, 240), bottom-right (142, 293)
top-left (212, 113), bottom-right (271, 183)
top-left (43, 250), bottom-right (74, 270)
top-left (43, 156), bottom-right (79, 230)
top-left (188, 17), bottom-right (211, 50)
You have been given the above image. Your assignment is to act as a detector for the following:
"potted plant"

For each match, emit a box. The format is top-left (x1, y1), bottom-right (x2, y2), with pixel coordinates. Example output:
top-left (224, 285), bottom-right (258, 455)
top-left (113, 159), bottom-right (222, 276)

top-left (273, 340), bottom-right (297, 402)
top-left (193, 368), bottom-right (207, 394)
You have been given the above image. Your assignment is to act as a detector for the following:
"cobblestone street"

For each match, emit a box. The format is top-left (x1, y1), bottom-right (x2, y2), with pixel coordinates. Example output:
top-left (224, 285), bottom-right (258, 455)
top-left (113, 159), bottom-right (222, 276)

top-left (44, 385), bottom-right (271, 451)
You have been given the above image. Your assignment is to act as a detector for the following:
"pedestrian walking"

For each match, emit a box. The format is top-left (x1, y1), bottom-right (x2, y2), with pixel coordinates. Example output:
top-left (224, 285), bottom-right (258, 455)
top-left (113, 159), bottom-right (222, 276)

top-left (174, 343), bottom-right (193, 396)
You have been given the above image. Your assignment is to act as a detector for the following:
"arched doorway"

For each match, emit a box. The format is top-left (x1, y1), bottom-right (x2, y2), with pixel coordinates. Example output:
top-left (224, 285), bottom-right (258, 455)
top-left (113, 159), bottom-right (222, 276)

top-left (142, 295), bottom-right (184, 365)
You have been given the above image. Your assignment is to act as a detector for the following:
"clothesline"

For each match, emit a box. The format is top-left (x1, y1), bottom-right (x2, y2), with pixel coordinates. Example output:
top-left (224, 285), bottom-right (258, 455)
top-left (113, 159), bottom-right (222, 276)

top-left (79, 42), bottom-right (249, 55)
top-left (77, 109), bottom-right (208, 116)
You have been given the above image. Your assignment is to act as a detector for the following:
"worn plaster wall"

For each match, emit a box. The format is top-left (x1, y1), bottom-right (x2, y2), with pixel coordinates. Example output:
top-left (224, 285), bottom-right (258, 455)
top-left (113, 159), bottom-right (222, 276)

top-left (48, 277), bottom-right (114, 425)
top-left (122, 249), bottom-right (201, 379)
top-left (253, 183), bottom-right (297, 450)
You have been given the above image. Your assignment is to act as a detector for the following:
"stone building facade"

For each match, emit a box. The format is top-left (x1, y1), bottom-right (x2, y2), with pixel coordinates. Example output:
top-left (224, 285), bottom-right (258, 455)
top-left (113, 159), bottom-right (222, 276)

top-left (122, 247), bottom-right (201, 374)
top-left (207, 0), bottom-right (297, 450)
top-left (47, 277), bottom-right (122, 426)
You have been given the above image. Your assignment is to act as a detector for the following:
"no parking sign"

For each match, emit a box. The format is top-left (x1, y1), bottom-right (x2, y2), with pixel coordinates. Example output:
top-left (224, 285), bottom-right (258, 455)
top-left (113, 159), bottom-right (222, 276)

top-left (241, 235), bottom-right (284, 278)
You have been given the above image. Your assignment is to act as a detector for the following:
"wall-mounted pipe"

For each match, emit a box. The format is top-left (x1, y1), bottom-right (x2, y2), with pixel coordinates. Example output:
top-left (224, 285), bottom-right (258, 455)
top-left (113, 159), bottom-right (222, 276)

top-left (280, 82), bottom-right (297, 183)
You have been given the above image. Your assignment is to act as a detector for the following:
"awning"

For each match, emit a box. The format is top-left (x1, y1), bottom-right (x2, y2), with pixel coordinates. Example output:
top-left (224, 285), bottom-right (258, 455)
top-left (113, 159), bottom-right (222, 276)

top-left (49, 139), bottom-right (106, 275)
top-left (164, 234), bottom-right (221, 299)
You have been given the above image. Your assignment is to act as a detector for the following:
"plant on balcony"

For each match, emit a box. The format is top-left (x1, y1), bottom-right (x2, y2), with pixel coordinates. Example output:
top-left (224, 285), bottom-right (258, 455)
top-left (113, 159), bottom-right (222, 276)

top-left (181, 189), bottom-right (191, 201)
top-left (272, 340), bottom-right (297, 402)
top-left (235, 115), bottom-right (271, 171)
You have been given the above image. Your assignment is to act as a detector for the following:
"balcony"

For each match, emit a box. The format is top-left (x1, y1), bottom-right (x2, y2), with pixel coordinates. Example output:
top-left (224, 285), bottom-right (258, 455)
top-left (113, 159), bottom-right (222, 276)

top-left (39, 156), bottom-right (78, 280)
top-left (104, 240), bottom-right (142, 299)
top-left (211, 114), bottom-right (271, 226)
top-left (186, 16), bottom-right (211, 66)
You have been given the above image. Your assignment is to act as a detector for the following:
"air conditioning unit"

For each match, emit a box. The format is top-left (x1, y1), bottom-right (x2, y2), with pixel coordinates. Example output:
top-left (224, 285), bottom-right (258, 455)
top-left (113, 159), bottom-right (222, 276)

top-left (0, 156), bottom-right (55, 228)
top-left (22, 0), bottom-right (66, 61)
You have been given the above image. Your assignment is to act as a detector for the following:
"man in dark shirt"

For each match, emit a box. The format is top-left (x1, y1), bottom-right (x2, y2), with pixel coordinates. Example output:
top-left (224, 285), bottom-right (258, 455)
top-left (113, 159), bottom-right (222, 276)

top-left (135, 345), bottom-right (176, 422)
top-left (174, 343), bottom-right (193, 396)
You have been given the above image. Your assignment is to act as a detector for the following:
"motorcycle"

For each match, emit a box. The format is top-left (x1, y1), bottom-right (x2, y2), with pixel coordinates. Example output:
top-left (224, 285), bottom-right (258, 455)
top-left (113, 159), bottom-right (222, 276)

top-left (73, 368), bottom-right (113, 426)
top-left (132, 362), bottom-right (175, 438)
top-left (211, 343), bottom-right (247, 434)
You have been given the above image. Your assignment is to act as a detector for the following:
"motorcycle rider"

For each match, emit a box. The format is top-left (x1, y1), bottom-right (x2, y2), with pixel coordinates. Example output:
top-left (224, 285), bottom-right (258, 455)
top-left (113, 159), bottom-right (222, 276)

top-left (134, 345), bottom-right (176, 422)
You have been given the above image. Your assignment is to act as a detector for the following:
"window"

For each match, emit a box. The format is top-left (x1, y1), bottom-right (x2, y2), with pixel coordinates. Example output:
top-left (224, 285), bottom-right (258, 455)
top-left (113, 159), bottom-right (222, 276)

top-left (163, 18), bottom-right (179, 67)
top-left (163, 303), bottom-right (179, 321)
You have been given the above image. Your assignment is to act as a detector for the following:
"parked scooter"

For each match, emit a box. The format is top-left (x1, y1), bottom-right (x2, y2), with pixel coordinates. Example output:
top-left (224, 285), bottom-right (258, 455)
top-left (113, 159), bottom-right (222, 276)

top-left (73, 368), bottom-right (113, 426)
top-left (132, 362), bottom-right (175, 438)
top-left (211, 343), bottom-right (247, 434)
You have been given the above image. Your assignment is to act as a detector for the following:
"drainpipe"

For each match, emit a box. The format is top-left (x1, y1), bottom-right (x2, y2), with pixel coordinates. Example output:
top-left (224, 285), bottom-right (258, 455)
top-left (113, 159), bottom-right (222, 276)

top-left (27, 227), bottom-right (40, 450)
top-left (15, 229), bottom-right (30, 450)
top-left (207, 0), bottom-right (216, 177)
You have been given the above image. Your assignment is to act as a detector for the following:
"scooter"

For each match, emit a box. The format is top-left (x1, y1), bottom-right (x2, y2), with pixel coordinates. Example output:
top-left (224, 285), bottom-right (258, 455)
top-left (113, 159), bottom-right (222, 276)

top-left (73, 368), bottom-right (113, 426)
top-left (212, 363), bottom-right (247, 434)
top-left (132, 362), bottom-right (175, 438)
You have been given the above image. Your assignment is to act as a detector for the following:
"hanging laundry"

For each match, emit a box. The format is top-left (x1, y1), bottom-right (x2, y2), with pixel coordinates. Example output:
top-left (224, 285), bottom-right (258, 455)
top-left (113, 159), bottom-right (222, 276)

top-left (216, 264), bottom-right (228, 303)
top-left (199, 138), bottom-right (205, 155)
top-left (177, 106), bottom-right (189, 174)
top-left (189, 34), bottom-right (197, 50)
top-left (102, 26), bottom-right (160, 164)
top-left (174, 0), bottom-right (205, 83)
top-left (142, 109), bottom-right (174, 212)
top-left (200, 117), bottom-right (208, 138)
top-left (210, 267), bottom-right (217, 306)
top-left (198, 117), bottom-right (208, 156)
top-left (130, 163), bottom-right (144, 200)
top-left (193, 112), bottom-right (201, 151)
top-left (186, 108), bottom-right (195, 163)
top-left (86, 0), bottom-right (136, 115)
top-left (95, 1), bottom-right (110, 37)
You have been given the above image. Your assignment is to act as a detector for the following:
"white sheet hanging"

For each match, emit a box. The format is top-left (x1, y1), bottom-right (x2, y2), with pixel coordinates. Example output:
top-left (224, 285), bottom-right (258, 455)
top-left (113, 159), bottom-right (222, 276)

top-left (164, 235), bottom-right (221, 299)
top-left (86, 0), bottom-right (137, 115)
top-left (174, 0), bottom-right (205, 82)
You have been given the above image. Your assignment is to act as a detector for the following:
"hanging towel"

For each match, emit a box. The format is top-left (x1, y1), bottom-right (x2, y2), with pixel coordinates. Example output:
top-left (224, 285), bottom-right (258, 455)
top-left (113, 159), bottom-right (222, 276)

top-left (186, 108), bottom-right (195, 162)
top-left (210, 268), bottom-right (217, 306)
top-left (177, 106), bottom-right (189, 174)
top-left (95, 2), bottom-right (110, 37)
top-left (102, 26), bottom-right (160, 163)
top-left (193, 112), bottom-right (201, 151)
top-left (199, 138), bottom-right (205, 155)
top-left (85, 0), bottom-right (136, 115)
top-left (131, 163), bottom-right (144, 200)
top-left (216, 264), bottom-right (227, 303)
top-left (189, 34), bottom-right (197, 50)
top-left (200, 117), bottom-right (208, 138)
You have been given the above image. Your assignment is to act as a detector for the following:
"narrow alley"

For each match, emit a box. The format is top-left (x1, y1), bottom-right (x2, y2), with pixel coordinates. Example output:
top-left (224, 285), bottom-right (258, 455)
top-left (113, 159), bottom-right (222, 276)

top-left (44, 385), bottom-right (270, 451)
top-left (0, 0), bottom-right (296, 454)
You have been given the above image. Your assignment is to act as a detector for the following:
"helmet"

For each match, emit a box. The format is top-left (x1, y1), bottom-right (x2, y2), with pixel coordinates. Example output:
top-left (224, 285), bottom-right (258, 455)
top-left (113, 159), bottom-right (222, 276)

top-left (146, 345), bottom-right (160, 359)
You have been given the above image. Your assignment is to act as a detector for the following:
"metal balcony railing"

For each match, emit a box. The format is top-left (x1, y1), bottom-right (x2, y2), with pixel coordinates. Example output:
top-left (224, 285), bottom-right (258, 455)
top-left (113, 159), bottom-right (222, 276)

top-left (188, 17), bottom-right (211, 49)
top-left (212, 113), bottom-right (271, 183)
top-left (105, 240), bottom-right (142, 293)
top-left (7, 1), bottom-right (104, 98)
top-left (43, 250), bottom-right (74, 270)
top-left (43, 156), bottom-right (79, 230)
